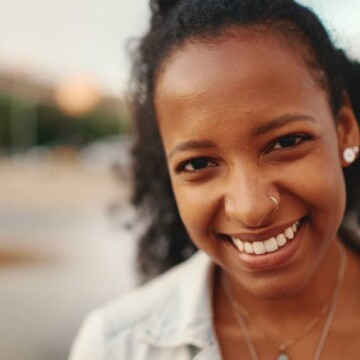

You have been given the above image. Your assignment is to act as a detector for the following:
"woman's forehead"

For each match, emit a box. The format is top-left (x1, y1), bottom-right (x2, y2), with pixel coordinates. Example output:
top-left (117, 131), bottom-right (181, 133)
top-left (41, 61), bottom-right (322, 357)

top-left (154, 30), bottom-right (319, 115)
top-left (154, 29), bottom-right (333, 151)
top-left (155, 26), bottom-right (316, 88)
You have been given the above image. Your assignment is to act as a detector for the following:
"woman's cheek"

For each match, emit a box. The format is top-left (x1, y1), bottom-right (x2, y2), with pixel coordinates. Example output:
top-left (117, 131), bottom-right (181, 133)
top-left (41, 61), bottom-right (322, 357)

top-left (174, 185), bottom-right (219, 243)
top-left (283, 155), bottom-right (345, 222)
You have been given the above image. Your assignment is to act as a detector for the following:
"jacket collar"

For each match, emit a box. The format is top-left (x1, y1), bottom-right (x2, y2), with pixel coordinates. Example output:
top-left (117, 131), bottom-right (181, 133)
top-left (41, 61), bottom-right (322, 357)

top-left (138, 251), bottom-right (217, 350)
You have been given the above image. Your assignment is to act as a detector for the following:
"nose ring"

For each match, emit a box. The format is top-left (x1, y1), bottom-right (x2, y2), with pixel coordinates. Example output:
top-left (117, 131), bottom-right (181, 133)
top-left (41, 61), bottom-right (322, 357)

top-left (269, 196), bottom-right (279, 212)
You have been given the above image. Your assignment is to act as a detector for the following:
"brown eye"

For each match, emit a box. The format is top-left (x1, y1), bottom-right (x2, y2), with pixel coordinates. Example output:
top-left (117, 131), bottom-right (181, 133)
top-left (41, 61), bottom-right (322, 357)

top-left (273, 135), bottom-right (308, 150)
top-left (185, 158), bottom-right (213, 171)
top-left (177, 157), bottom-right (217, 173)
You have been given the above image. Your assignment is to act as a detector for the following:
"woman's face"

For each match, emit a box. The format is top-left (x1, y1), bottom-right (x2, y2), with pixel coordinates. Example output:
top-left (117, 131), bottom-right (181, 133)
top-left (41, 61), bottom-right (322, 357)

top-left (154, 30), bottom-right (352, 298)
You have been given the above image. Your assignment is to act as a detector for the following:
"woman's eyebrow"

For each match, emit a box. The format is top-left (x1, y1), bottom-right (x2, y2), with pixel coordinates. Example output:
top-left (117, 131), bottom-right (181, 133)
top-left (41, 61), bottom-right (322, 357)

top-left (168, 140), bottom-right (215, 159)
top-left (252, 114), bottom-right (317, 137)
top-left (167, 114), bottom-right (316, 159)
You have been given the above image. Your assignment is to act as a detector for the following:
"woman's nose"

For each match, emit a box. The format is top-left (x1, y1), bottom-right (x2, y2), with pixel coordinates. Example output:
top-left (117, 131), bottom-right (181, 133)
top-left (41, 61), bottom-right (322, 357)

top-left (224, 169), bottom-right (278, 228)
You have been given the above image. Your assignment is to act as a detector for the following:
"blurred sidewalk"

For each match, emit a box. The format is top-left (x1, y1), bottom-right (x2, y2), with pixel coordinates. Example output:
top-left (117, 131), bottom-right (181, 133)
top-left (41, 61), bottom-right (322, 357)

top-left (0, 156), bottom-right (137, 360)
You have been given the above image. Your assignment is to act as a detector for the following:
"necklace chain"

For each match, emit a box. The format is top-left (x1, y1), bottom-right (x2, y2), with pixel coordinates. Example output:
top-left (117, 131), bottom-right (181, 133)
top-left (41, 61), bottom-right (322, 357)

top-left (230, 288), bottom-right (332, 351)
top-left (222, 243), bottom-right (346, 360)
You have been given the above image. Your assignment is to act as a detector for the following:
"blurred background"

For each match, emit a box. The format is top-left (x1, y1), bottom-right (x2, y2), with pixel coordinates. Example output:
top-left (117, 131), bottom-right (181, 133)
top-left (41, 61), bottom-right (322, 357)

top-left (0, 1), bottom-right (359, 360)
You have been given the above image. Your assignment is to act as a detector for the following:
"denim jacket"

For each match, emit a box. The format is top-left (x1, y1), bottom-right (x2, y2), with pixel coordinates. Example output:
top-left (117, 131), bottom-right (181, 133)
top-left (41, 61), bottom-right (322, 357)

top-left (68, 251), bottom-right (222, 360)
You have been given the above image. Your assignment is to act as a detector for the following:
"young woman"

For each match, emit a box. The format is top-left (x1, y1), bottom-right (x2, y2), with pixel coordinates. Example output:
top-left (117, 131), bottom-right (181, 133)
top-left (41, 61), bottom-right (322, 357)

top-left (69, 0), bottom-right (360, 359)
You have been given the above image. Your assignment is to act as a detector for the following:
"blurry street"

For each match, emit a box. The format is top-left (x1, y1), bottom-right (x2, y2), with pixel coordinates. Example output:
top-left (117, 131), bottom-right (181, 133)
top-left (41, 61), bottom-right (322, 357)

top-left (0, 155), bottom-right (137, 360)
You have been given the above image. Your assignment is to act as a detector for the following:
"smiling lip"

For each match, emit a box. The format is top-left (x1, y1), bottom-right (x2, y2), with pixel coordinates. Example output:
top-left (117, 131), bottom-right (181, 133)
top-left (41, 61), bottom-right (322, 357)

top-left (230, 220), bottom-right (300, 255)
top-left (228, 220), bottom-right (300, 243)
top-left (223, 218), bottom-right (306, 271)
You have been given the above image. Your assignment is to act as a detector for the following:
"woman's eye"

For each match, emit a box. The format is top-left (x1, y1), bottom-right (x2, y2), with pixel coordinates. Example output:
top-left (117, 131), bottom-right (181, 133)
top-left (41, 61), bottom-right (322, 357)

top-left (178, 158), bottom-right (216, 172)
top-left (272, 135), bottom-right (308, 150)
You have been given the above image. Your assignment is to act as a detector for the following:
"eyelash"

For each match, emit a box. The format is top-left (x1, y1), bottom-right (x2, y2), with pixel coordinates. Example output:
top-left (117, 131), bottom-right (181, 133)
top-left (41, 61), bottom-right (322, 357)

top-left (270, 133), bottom-right (313, 152)
top-left (175, 134), bottom-right (313, 174)
top-left (176, 157), bottom-right (217, 173)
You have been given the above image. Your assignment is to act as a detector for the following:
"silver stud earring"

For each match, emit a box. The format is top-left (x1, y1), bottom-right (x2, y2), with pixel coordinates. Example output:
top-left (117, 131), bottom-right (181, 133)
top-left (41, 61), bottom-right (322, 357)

top-left (343, 146), bottom-right (359, 164)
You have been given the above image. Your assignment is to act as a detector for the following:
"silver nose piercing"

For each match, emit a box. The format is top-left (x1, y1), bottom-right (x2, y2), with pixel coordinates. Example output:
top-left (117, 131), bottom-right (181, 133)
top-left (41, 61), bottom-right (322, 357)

top-left (269, 196), bottom-right (279, 212)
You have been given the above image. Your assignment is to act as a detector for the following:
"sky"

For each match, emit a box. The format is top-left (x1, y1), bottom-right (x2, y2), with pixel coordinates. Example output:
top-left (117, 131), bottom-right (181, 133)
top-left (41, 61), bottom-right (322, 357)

top-left (0, 0), bottom-right (359, 96)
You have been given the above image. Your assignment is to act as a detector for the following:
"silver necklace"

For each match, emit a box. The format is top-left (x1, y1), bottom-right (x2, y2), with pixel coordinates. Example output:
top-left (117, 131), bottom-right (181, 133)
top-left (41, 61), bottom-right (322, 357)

top-left (222, 243), bottom-right (346, 360)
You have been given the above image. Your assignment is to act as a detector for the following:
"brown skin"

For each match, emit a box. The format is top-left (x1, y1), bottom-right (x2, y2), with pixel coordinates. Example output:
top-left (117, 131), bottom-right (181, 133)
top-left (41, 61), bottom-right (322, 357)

top-left (154, 29), bottom-right (360, 359)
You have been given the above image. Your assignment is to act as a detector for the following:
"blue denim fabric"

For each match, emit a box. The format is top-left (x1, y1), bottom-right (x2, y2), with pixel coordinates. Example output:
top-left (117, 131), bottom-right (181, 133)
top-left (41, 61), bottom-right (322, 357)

top-left (69, 252), bottom-right (222, 360)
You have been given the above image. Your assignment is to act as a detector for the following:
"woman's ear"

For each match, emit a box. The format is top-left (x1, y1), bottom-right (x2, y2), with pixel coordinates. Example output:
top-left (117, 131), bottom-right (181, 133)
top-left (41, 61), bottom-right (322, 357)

top-left (336, 93), bottom-right (360, 167)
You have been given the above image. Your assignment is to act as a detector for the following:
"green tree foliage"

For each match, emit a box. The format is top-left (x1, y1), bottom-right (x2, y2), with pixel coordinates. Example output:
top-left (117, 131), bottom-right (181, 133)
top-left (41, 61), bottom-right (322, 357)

top-left (0, 94), bottom-right (129, 151)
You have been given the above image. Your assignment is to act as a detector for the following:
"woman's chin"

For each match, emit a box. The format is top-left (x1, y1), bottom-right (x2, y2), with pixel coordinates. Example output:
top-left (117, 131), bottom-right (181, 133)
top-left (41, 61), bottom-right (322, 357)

top-left (233, 269), bottom-right (313, 300)
top-left (248, 283), bottom-right (302, 300)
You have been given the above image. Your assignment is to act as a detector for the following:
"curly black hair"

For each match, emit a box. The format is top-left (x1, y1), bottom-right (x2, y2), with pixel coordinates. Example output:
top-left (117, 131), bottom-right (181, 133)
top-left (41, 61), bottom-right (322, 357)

top-left (129, 0), bottom-right (360, 280)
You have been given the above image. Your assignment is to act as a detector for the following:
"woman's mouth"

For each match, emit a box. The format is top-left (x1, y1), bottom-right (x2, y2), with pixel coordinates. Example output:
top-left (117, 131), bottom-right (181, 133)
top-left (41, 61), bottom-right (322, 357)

top-left (221, 218), bottom-right (306, 270)
top-left (230, 220), bottom-right (300, 255)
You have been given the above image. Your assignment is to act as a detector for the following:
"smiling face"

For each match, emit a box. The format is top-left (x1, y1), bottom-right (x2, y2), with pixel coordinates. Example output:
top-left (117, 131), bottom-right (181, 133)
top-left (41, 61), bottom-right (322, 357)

top-left (154, 29), bottom-right (354, 298)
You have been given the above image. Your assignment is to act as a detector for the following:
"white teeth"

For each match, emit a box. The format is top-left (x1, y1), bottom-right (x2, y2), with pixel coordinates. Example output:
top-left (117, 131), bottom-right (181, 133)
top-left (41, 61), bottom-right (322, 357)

top-left (284, 227), bottom-right (294, 239)
top-left (264, 237), bottom-right (278, 252)
top-left (276, 234), bottom-right (287, 247)
top-left (244, 242), bottom-right (254, 254)
top-left (230, 220), bottom-right (301, 255)
top-left (234, 238), bottom-right (244, 252)
top-left (253, 242), bottom-right (266, 255)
